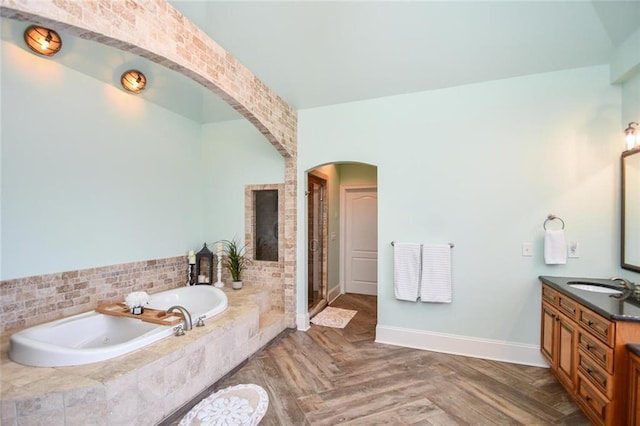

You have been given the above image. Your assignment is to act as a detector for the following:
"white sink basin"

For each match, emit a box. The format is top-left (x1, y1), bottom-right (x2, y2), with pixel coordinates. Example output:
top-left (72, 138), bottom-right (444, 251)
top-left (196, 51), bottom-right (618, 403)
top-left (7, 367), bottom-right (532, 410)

top-left (568, 282), bottom-right (622, 295)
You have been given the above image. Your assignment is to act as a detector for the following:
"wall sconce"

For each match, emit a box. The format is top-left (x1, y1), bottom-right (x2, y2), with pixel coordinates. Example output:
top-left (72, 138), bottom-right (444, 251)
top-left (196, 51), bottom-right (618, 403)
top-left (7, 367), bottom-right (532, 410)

top-left (23, 25), bottom-right (62, 56)
top-left (120, 70), bottom-right (147, 93)
top-left (625, 122), bottom-right (638, 151)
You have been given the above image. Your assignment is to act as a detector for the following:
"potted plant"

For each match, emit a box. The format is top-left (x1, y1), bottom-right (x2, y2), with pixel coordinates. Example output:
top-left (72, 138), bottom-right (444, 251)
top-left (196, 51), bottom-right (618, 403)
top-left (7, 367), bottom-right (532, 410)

top-left (222, 238), bottom-right (250, 289)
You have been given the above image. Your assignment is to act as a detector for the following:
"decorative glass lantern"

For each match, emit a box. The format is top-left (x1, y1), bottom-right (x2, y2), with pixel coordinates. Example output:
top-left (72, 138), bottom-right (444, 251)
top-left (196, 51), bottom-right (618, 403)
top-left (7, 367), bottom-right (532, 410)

top-left (195, 243), bottom-right (214, 285)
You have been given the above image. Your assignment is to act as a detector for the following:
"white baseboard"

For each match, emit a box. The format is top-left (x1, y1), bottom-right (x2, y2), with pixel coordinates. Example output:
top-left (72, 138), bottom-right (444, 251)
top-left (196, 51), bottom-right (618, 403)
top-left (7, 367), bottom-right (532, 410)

top-left (296, 312), bottom-right (310, 331)
top-left (375, 325), bottom-right (547, 367)
top-left (327, 285), bottom-right (342, 304)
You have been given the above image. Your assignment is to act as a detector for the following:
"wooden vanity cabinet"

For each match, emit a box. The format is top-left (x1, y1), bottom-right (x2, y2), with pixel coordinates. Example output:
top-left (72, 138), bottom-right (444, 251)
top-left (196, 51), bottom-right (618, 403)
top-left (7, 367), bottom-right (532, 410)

top-left (540, 284), bottom-right (640, 426)
top-left (630, 350), bottom-right (640, 426)
top-left (541, 300), bottom-right (576, 389)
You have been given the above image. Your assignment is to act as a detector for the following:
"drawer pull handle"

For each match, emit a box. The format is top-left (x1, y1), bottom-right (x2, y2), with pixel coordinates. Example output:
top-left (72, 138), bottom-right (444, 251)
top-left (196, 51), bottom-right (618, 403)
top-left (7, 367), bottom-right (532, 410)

top-left (586, 368), bottom-right (592, 374)
top-left (586, 344), bottom-right (592, 350)
top-left (588, 320), bottom-right (594, 326)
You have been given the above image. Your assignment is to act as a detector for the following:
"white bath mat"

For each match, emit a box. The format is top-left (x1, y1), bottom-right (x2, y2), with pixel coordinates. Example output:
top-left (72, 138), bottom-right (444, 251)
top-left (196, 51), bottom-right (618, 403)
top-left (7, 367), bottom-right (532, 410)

top-left (311, 307), bottom-right (357, 329)
top-left (179, 383), bottom-right (268, 426)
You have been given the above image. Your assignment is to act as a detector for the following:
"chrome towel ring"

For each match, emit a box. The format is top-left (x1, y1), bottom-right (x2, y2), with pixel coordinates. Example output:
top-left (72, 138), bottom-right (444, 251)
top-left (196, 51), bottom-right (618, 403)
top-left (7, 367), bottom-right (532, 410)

top-left (543, 214), bottom-right (565, 230)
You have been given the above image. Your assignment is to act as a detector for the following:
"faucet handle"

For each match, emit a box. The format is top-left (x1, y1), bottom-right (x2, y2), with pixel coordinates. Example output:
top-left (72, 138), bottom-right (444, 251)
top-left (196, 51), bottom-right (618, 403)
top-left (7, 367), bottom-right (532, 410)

top-left (173, 325), bottom-right (185, 336)
top-left (196, 315), bottom-right (206, 327)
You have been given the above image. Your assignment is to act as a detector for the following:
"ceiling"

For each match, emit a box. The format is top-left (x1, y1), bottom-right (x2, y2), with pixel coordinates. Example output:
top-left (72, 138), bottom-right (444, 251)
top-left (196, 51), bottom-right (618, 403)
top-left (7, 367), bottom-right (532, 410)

top-left (3, 1), bottom-right (639, 124)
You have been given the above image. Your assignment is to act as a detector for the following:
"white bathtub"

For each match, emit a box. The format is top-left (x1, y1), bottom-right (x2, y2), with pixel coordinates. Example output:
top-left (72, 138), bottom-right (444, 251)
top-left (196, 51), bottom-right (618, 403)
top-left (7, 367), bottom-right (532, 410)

top-left (9, 285), bottom-right (228, 367)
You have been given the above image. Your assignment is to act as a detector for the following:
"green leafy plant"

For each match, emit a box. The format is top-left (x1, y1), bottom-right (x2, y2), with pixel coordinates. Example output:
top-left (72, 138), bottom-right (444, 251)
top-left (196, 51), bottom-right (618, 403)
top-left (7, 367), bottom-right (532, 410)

top-left (222, 237), bottom-right (251, 282)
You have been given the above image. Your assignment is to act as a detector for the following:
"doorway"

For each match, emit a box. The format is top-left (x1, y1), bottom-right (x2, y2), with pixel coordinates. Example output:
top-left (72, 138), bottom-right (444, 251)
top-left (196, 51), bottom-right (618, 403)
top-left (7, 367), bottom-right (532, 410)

top-left (307, 173), bottom-right (327, 316)
top-left (305, 163), bottom-right (378, 325)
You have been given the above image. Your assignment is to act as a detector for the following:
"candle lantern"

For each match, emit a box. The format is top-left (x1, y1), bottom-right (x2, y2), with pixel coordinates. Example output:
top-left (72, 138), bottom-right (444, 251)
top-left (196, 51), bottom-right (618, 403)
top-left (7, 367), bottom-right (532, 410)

top-left (195, 243), bottom-right (214, 285)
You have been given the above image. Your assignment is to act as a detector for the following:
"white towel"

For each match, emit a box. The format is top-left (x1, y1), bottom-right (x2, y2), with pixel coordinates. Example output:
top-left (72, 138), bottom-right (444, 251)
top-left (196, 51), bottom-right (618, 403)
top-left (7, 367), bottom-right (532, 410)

top-left (420, 244), bottom-right (452, 303)
top-left (393, 243), bottom-right (422, 301)
top-left (544, 229), bottom-right (567, 265)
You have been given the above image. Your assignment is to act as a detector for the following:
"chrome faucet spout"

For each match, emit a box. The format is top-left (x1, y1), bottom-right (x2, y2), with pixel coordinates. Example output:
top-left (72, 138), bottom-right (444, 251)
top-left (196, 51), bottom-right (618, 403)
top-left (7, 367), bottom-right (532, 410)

top-left (609, 277), bottom-right (637, 300)
top-left (167, 305), bottom-right (193, 331)
top-left (610, 276), bottom-right (633, 289)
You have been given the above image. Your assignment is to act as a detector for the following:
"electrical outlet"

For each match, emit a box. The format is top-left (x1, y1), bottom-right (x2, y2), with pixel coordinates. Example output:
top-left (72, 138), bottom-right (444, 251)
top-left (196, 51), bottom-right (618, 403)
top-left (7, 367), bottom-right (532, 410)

top-left (522, 242), bottom-right (533, 257)
top-left (568, 241), bottom-right (580, 258)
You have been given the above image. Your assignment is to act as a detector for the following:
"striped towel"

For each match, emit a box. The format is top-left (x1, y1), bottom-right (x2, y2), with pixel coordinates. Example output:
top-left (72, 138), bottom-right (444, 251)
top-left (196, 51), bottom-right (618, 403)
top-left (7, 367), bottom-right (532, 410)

top-left (420, 244), bottom-right (452, 303)
top-left (393, 243), bottom-right (422, 301)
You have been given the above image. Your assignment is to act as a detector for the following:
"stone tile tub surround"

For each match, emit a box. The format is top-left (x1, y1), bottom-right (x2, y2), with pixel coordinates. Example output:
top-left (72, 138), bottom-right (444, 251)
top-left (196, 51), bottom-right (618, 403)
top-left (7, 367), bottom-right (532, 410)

top-left (0, 256), bottom-right (188, 333)
top-left (1, 285), bottom-right (285, 425)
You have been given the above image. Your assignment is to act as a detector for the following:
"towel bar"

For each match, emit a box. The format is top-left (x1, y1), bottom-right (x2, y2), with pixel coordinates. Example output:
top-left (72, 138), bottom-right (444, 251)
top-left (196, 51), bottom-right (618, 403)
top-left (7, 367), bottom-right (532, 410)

top-left (543, 214), bottom-right (565, 230)
top-left (391, 241), bottom-right (454, 248)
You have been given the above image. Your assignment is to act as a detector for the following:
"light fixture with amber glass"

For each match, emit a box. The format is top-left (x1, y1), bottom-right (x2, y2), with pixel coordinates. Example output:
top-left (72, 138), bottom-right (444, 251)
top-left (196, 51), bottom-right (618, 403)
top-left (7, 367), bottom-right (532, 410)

top-left (120, 70), bottom-right (147, 93)
top-left (23, 25), bottom-right (62, 56)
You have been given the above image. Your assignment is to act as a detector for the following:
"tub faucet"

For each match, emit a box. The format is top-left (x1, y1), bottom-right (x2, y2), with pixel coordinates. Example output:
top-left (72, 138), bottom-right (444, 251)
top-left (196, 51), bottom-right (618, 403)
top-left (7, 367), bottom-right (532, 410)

top-left (167, 305), bottom-right (192, 331)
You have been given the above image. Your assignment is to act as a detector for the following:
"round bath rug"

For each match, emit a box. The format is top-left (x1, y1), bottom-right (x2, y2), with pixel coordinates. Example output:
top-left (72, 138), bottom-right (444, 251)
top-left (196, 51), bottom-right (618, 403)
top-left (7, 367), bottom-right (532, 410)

top-left (179, 383), bottom-right (269, 426)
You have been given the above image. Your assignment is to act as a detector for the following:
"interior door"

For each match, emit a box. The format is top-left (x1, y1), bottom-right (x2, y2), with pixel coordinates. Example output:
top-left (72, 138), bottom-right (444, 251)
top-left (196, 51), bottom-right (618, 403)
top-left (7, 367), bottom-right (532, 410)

top-left (344, 187), bottom-right (378, 295)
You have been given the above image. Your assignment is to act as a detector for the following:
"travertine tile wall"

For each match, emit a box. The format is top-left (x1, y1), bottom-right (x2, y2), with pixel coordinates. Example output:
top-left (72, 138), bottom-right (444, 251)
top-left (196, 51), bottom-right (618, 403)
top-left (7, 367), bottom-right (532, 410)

top-left (244, 184), bottom-right (286, 312)
top-left (0, 257), bottom-right (185, 333)
top-left (283, 157), bottom-right (298, 327)
top-left (0, 0), bottom-right (299, 328)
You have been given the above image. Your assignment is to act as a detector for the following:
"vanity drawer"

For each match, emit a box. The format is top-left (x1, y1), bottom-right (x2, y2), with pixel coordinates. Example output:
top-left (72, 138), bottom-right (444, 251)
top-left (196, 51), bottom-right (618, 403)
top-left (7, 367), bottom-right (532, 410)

top-left (557, 293), bottom-right (577, 320)
top-left (542, 285), bottom-right (557, 305)
top-left (577, 349), bottom-right (613, 399)
top-left (578, 331), bottom-right (614, 373)
top-left (578, 306), bottom-right (614, 346)
top-left (576, 372), bottom-right (610, 426)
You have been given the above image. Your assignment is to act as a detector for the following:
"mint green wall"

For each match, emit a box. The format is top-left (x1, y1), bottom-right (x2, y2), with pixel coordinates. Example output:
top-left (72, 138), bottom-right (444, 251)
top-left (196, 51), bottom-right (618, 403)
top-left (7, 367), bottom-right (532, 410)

top-left (618, 27), bottom-right (640, 281)
top-left (201, 120), bottom-right (285, 244)
top-left (622, 72), bottom-right (640, 136)
top-left (1, 41), bottom-right (203, 279)
top-left (298, 65), bottom-right (621, 345)
top-left (1, 41), bottom-right (284, 281)
top-left (621, 72), bottom-right (640, 282)
top-left (337, 163), bottom-right (377, 186)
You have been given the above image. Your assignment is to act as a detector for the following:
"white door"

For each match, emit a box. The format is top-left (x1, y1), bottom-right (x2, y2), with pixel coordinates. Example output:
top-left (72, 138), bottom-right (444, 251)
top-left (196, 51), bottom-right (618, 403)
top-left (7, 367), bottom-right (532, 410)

top-left (344, 188), bottom-right (378, 295)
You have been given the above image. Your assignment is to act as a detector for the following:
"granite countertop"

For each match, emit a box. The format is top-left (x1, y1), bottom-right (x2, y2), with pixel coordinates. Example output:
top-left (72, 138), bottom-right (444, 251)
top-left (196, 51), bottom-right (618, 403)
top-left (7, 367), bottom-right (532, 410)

top-left (629, 343), bottom-right (640, 357)
top-left (539, 276), bottom-right (640, 323)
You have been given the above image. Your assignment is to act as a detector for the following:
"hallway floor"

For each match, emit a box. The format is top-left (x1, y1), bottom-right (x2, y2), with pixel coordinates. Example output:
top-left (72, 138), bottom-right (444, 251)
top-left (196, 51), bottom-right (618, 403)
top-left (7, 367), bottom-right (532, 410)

top-left (166, 293), bottom-right (590, 425)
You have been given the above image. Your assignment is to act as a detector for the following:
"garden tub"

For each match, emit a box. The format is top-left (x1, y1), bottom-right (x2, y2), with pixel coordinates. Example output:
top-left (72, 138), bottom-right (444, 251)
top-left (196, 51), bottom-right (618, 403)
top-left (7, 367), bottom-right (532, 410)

top-left (9, 285), bottom-right (228, 367)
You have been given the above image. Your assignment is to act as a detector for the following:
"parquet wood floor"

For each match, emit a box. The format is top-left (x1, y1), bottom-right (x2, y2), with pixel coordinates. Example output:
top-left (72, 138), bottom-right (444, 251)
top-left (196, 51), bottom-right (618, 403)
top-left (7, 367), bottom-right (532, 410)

top-left (165, 293), bottom-right (591, 425)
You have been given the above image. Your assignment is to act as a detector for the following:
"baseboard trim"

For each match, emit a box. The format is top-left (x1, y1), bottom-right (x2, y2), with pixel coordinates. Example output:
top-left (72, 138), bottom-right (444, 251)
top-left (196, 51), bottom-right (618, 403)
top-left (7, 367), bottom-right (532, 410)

top-left (375, 325), bottom-right (547, 367)
top-left (296, 312), bottom-right (310, 331)
top-left (327, 286), bottom-right (341, 304)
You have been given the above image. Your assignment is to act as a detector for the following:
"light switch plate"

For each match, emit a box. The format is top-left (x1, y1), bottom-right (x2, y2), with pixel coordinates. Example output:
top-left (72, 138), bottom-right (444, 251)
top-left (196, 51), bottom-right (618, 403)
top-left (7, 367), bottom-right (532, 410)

top-left (522, 242), bottom-right (533, 257)
top-left (568, 241), bottom-right (580, 258)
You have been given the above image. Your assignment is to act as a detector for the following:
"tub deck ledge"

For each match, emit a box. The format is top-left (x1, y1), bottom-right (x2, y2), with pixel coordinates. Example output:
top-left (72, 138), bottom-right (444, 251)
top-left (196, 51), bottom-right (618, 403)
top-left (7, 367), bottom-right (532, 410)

top-left (0, 285), bottom-right (285, 426)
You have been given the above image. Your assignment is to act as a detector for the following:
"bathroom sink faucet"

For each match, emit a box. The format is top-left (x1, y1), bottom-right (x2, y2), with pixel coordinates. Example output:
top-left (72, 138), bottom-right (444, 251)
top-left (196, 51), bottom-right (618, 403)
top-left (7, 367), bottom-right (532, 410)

top-left (167, 305), bottom-right (193, 331)
top-left (610, 277), bottom-right (638, 300)
top-left (610, 276), bottom-right (635, 289)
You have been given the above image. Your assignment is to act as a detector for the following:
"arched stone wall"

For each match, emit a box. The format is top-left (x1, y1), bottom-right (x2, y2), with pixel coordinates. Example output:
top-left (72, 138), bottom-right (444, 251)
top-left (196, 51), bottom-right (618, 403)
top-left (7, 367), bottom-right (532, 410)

top-left (1, 0), bottom-right (298, 327)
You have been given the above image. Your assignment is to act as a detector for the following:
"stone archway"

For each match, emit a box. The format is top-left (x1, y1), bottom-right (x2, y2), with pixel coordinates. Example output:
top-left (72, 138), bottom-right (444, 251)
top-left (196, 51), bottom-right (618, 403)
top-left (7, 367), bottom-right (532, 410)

top-left (1, 0), bottom-right (298, 327)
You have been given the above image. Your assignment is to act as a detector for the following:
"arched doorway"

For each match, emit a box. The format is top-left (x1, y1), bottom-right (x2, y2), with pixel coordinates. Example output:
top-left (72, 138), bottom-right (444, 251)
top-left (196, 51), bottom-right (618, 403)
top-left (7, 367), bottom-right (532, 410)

top-left (306, 162), bottom-right (378, 320)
